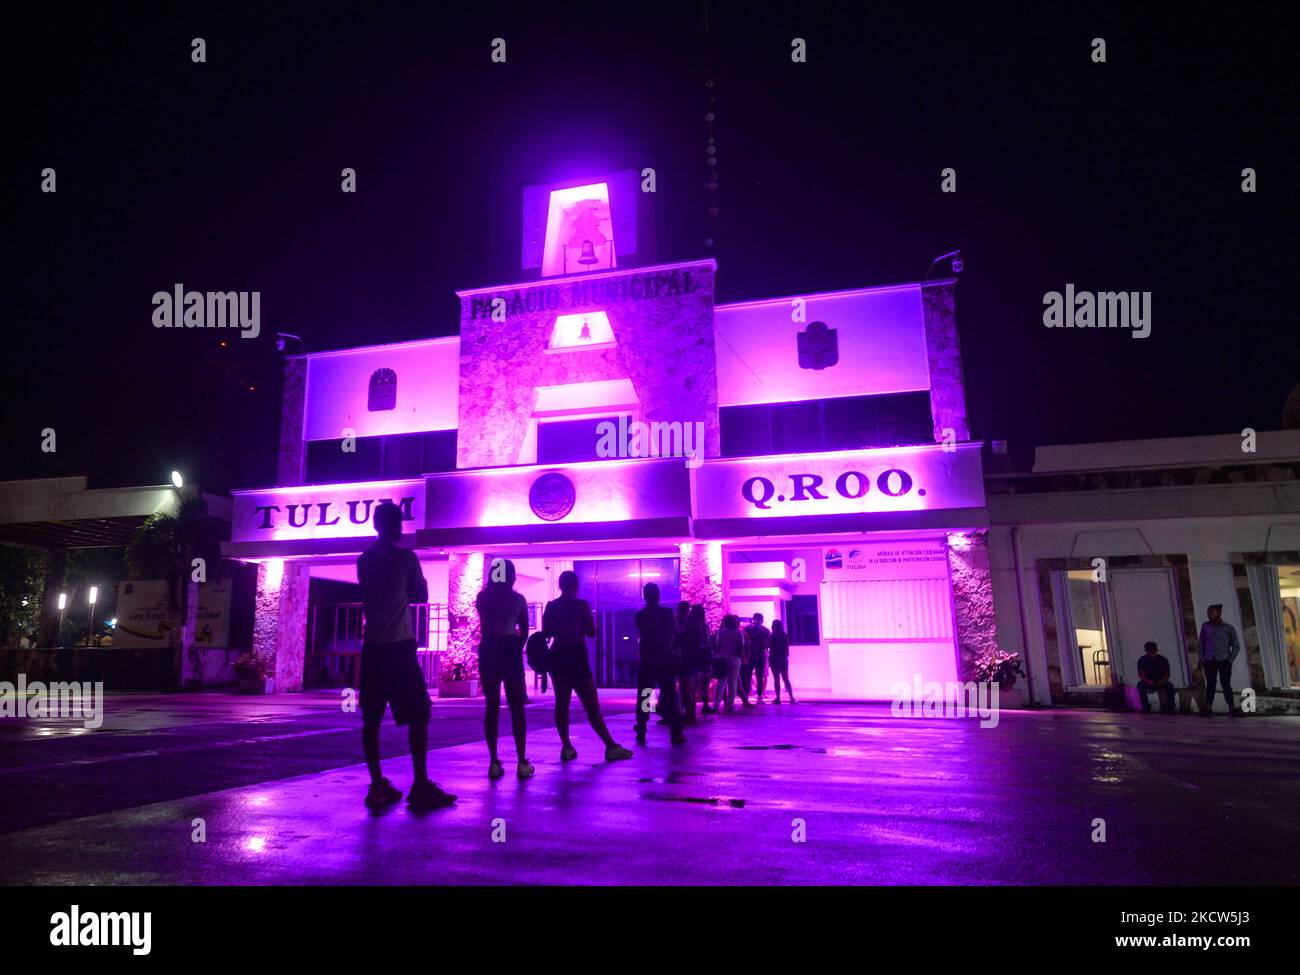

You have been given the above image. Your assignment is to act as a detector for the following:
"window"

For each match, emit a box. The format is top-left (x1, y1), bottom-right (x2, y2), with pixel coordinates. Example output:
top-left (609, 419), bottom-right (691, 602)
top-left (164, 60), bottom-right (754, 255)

top-left (541, 183), bottom-right (616, 277)
top-left (305, 435), bottom-right (382, 483)
top-left (1061, 570), bottom-right (1113, 687)
top-left (367, 369), bottom-right (397, 411)
top-left (1280, 567), bottom-right (1300, 686)
top-left (720, 392), bottom-right (932, 457)
top-left (787, 594), bottom-right (820, 646)
top-left (536, 416), bottom-right (615, 464)
top-left (771, 401), bottom-right (821, 454)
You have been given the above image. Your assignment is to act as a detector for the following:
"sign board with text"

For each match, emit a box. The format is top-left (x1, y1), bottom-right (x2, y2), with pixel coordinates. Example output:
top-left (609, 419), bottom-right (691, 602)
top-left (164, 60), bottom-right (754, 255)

top-left (230, 479), bottom-right (425, 543)
top-left (113, 580), bottom-right (233, 648)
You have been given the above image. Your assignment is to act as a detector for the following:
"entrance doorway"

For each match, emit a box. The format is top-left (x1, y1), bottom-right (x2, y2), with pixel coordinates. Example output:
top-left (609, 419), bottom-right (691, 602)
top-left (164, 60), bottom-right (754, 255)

top-left (573, 557), bottom-right (679, 687)
top-left (1056, 566), bottom-right (1189, 689)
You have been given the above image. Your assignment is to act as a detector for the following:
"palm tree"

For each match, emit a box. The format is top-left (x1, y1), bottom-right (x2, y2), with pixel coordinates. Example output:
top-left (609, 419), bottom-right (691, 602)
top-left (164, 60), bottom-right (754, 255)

top-left (125, 497), bottom-right (217, 686)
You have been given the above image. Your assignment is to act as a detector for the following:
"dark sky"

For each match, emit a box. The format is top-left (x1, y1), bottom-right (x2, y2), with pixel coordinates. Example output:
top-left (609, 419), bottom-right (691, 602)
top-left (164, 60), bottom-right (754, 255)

top-left (7, 2), bottom-right (1296, 491)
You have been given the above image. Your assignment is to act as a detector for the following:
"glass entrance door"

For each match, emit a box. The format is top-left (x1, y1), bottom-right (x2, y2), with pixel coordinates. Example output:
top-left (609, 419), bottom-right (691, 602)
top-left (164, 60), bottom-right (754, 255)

top-left (595, 607), bottom-right (641, 687)
top-left (574, 556), bottom-right (680, 688)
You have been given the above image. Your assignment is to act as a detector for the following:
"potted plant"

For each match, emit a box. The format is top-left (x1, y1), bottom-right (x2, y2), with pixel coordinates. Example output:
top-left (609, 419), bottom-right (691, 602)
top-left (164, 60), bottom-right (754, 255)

top-left (438, 660), bottom-right (479, 699)
top-left (232, 652), bottom-right (275, 695)
top-left (973, 647), bottom-right (1027, 707)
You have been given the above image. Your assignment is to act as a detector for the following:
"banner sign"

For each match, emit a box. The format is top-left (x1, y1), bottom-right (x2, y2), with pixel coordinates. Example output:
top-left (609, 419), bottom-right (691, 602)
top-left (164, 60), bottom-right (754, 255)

top-left (693, 443), bottom-right (984, 520)
top-left (231, 479), bottom-right (425, 542)
top-left (113, 580), bottom-right (233, 648)
top-left (823, 540), bottom-right (950, 579)
top-left (467, 264), bottom-right (709, 321)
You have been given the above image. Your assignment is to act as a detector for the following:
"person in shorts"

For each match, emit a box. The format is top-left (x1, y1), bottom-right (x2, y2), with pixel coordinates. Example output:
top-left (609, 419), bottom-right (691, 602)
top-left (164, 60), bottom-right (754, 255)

top-left (714, 614), bottom-right (745, 713)
top-left (475, 558), bottom-right (534, 779)
top-left (541, 570), bottom-right (633, 763)
top-left (357, 501), bottom-right (456, 811)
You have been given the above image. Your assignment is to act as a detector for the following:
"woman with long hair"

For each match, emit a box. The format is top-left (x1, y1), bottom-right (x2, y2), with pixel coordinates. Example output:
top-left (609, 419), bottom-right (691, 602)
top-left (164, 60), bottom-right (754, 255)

top-left (475, 558), bottom-right (533, 779)
top-left (542, 570), bottom-right (633, 763)
top-left (713, 614), bottom-right (745, 713)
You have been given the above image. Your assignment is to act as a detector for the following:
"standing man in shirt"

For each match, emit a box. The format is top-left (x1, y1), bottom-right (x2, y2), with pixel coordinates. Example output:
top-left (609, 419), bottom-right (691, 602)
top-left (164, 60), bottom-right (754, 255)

top-left (742, 613), bottom-right (771, 704)
top-left (357, 502), bottom-right (456, 811)
top-left (1198, 604), bottom-right (1241, 716)
top-left (634, 582), bottom-right (685, 746)
top-left (1135, 640), bottom-right (1176, 714)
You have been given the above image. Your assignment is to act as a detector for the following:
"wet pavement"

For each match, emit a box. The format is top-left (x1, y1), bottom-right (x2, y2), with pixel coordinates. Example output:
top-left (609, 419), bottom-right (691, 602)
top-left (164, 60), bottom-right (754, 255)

top-left (1, 692), bottom-right (1297, 885)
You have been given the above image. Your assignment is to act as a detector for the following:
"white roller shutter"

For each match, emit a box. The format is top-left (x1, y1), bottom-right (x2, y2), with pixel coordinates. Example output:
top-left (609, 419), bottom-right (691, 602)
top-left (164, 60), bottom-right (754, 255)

top-left (820, 578), bottom-right (954, 641)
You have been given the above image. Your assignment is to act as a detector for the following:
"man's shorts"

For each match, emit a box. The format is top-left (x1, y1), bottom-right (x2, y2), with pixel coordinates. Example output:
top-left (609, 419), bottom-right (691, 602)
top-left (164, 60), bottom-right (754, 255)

top-left (478, 634), bottom-right (525, 684)
top-left (360, 638), bottom-right (431, 727)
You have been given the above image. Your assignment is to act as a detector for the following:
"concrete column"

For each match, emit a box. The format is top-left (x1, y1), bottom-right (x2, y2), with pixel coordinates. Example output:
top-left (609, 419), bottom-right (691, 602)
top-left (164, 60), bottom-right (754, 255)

top-left (946, 530), bottom-right (997, 682)
top-left (253, 559), bottom-right (309, 692)
top-left (276, 357), bottom-right (308, 487)
top-left (680, 541), bottom-right (726, 633)
top-left (921, 281), bottom-right (971, 443)
top-left (446, 552), bottom-right (485, 678)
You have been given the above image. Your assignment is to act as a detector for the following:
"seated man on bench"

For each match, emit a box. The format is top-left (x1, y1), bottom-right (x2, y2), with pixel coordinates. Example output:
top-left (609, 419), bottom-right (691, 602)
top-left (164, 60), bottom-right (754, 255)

top-left (1136, 640), bottom-right (1176, 713)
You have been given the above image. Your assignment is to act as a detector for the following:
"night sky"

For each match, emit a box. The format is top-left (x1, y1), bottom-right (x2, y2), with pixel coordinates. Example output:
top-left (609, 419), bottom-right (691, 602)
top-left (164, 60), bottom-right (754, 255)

top-left (8, 2), bottom-right (1295, 492)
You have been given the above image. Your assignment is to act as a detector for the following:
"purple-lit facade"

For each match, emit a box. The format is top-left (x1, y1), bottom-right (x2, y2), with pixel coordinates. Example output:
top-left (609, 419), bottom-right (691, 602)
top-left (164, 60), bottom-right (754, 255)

top-left (223, 174), bottom-right (993, 698)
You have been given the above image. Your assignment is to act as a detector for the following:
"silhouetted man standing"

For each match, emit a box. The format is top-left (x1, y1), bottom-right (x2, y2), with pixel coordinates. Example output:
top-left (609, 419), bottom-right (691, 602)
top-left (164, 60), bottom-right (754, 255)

top-left (1198, 604), bottom-right (1240, 716)
top-left (357, 502), bottom-right (456, 811)
top-left (742, 613), bottom-right (771, 704)
top-left (634, 582), bottom-right (685, 746)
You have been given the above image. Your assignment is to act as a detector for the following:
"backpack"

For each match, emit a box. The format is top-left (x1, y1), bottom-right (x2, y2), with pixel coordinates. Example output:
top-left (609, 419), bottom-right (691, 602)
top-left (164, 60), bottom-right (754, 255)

top-left (524, 631), bottom-right (552, 674)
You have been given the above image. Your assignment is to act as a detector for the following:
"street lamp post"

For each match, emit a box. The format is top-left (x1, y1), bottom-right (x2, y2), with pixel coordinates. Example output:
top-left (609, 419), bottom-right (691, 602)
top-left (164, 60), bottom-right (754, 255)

top-left (57, 593), bottom-right (67, 648)
top-left (86, 586), bottom-right (98, 647)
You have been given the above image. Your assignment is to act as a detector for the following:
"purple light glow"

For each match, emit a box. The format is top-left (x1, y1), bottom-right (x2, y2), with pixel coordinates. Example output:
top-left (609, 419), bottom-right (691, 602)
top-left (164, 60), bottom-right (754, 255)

top-left (423, 456), bottom-right (692, 534)
top-left (302, 337), bottom-right (460, 441)
top-left (715, 284), bottom-right (931, 408)
top-left (547, 310), bottom-right (616, 350)
top-left (541, 183), bottom-right (614, 277)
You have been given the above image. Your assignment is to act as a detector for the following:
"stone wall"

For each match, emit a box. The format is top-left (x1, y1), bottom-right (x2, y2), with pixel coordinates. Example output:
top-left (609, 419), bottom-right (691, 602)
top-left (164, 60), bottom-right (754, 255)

top-left (253, 560), bottom-right (309, 691)
top-left (946, 529), bottom-right (996, 682)
top-left (922, 281), bottom-right (971, 443)
top-left (446, 552), bottom-right (485, 678)
top-left (679, 541), bottom-right (725, 632)
top-left (456, 261), bottom-right (720, 469)
top-left (276, 357), bottom-right (308, 486)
